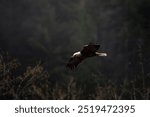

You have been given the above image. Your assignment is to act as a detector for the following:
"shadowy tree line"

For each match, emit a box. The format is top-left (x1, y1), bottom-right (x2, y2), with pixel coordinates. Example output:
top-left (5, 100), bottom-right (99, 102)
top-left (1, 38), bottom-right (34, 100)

top-left (0, 0), bottom-right (150, 99)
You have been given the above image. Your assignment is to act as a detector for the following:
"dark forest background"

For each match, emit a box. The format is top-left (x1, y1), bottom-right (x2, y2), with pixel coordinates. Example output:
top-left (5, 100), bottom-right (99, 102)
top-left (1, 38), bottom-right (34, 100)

top-left (0, 0), bottom-right (150, 99)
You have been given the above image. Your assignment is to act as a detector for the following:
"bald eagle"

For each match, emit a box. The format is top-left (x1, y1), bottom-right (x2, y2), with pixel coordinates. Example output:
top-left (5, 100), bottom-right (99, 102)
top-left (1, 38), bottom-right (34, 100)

top-left (66, 44), bottom-right (107, 69)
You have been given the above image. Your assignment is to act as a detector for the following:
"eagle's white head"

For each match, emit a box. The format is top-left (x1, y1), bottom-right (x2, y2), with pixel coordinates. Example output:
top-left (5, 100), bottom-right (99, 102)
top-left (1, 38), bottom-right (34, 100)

top-left (95, 52), bottom-right (107, 56)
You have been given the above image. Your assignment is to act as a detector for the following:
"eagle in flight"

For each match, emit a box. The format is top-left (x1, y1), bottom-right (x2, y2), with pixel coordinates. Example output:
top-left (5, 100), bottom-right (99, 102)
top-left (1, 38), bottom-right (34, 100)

top-left (66, 43), bottom-right (107, 69)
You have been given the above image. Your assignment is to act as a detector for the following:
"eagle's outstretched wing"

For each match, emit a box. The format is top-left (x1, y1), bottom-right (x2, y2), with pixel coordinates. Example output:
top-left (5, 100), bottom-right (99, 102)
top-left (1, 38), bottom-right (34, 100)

top-left (81, 44), bottom-right (100, 57)
top-left (66, 56), bottom-right (84, 69)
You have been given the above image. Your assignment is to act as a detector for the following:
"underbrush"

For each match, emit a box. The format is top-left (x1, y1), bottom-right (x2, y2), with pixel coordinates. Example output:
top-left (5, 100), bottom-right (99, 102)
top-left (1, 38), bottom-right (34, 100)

top-left (0, 52), bottom-right (149, 99)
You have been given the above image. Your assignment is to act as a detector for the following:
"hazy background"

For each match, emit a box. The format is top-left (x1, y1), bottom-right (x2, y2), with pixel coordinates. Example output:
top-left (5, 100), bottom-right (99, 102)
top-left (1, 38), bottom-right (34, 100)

top-left (0, 0), bottom-right (150, 99)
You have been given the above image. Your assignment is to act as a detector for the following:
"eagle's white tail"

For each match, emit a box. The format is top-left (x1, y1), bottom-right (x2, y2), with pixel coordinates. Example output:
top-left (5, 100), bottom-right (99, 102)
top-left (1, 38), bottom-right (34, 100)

top-left (95, 52), bottom-right (107, 56)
